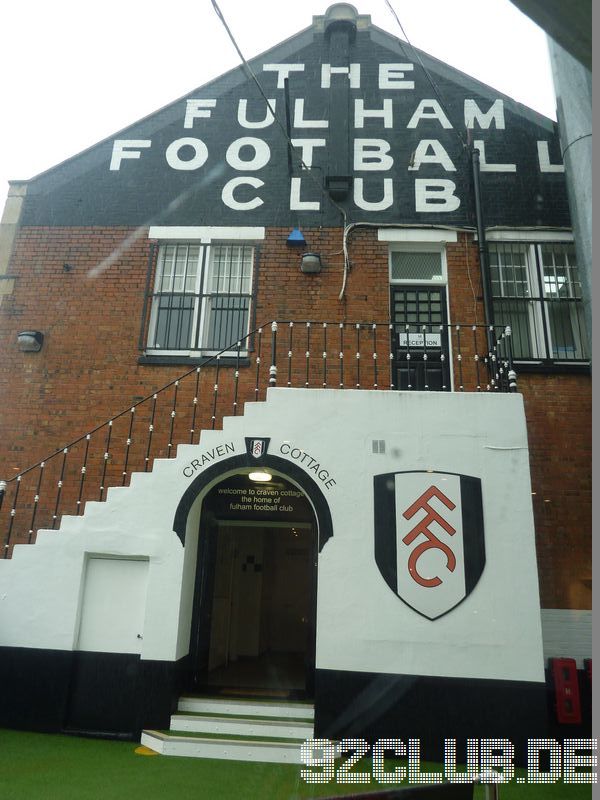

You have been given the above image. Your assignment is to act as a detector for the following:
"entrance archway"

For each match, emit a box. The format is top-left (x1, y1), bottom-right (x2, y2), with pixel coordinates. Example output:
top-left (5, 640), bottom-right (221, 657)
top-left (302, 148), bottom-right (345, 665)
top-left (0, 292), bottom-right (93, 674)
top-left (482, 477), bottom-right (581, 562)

top-left (185, 470), bottom-right (320, 698)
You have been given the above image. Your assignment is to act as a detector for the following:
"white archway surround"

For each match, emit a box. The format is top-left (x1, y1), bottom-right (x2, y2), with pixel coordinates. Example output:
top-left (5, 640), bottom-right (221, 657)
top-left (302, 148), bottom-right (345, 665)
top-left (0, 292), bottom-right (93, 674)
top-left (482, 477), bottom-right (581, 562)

top-left (0, 388), bottom-right (544, 684)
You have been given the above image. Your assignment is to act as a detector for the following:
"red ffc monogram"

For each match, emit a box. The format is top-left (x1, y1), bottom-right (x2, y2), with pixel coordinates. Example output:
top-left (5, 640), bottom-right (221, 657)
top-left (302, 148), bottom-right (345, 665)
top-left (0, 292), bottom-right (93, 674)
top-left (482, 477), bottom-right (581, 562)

top-left (402, 485), bottom-right (456, 588)
top-left (252, 441), bottom-right (263, 456)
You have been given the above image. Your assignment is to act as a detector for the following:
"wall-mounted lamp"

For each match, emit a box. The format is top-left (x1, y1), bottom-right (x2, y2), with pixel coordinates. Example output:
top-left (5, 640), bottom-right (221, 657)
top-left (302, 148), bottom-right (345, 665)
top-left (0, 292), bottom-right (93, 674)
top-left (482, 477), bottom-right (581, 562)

top-left (17, 330), bottom-right (44, 352)
top-left (63, 262), bottom-right (74, 272)
top-left (287, 227), bottom-right (306, 246)
top-left (249, 471), bottom-right (272, 482)
top-left (300, 252), bottom-right (322, 274)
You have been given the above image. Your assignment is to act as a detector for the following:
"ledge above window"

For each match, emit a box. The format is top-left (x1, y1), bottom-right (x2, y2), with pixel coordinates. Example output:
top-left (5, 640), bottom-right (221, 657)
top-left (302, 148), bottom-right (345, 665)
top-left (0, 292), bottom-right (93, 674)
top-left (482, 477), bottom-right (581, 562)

top-left (148, 226), bottom-right (265, 242)
top-left (512, 360), bottom-right (590, 376)
top-left (138, 354), bottom-right (251, 367)
top-left (378, 228), bottom-right (458, 243)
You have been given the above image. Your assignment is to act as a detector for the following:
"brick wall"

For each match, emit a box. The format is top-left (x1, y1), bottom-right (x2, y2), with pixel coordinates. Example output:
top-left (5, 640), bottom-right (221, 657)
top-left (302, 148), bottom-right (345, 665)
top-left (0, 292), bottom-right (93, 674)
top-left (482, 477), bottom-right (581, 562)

top-left (520, 374), bottom-right (592, 610)
top-left (0, 225), bottom-right (591, 610)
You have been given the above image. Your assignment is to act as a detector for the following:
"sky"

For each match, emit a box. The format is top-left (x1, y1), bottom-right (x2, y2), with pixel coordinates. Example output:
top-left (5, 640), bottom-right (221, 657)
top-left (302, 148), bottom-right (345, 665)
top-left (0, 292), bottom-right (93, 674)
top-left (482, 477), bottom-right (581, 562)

top-left (1, 0), bottom-right (556, 208)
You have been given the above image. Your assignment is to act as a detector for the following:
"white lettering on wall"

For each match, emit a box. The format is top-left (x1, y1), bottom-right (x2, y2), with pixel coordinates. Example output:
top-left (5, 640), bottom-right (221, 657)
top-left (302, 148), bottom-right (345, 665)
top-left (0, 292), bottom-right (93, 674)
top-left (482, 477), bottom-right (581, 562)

top-left (415, 179), bottom-right (460, 212)
top-left (290, 177), bottom-right (320, 210)
top-left (293, 99), bottom-right (329, 128)
top-left (379, 63), bottom-right (415, 90)
top-left (226, 138), bottom-right (271, 170)
top-left (321, 63), bottom-right (361, 88)
top-left (291, 139), bottom-right (326, 168)
top-left (184, 99), bottom-right (217, 128)
top-left (407, 100), bottom-right (453, 129)
top-left (464, 99), bottom-right (505, 130)
top-left (354, 99), bottom-right (393, 129)
top-left (354, 178), bottom-right (394, 211)
top-left (222, 177), bottom-right (264, 210)
top-left (105, 59), bottom-right (564, 213)
top-left (354, 139), bottom-right (394, 171)
top-left (408, 140), bottom-right (456, 171)
top-left (237, 99), bottom-right (276, 129)
top-left (537, 141), bottom-right (565, 173)
top-left (165, 138), bottom-right (209, 170)
top-left (474, 140), bottom-right (516, 172)
top-left (262, 63), bottom-right (305, 88)
top-left (109, 140), bottom-right (152, 171)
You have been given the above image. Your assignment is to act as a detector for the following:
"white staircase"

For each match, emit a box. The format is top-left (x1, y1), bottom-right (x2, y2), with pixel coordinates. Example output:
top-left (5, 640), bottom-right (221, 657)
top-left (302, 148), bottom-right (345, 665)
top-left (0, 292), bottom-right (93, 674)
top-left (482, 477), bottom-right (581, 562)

top-left (141, 695), bottom-right (314, 763)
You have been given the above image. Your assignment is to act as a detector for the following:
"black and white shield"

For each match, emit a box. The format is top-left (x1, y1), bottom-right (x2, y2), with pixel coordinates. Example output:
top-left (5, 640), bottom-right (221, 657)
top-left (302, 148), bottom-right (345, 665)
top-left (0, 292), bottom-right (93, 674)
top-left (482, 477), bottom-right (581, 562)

top-left (374, 471), bottom-right (485, 620)
top-left (245, 437), bottom-right (270, 459)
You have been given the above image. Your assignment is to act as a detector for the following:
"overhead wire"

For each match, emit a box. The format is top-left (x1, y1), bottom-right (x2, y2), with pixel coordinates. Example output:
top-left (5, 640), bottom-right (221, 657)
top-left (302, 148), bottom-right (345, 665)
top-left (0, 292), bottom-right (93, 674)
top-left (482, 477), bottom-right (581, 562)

top-left (383, 0), bottom-right (468, 150)
top-left (211, 0), bottom-right (356, 299)
top-left (211, 0), bottom-right (474, 302)
top-left (210, 0), bottom-right (349, 230)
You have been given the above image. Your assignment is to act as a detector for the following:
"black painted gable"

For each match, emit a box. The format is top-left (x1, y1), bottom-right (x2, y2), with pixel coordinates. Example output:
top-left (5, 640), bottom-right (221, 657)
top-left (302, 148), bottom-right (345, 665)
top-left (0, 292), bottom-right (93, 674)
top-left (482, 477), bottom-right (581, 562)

top-left (20, 18), bottom-right (569, 228)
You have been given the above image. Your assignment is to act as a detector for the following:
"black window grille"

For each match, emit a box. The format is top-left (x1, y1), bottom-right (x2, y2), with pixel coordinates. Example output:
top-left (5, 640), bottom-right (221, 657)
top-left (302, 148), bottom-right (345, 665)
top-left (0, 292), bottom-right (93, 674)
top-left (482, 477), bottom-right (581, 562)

top-left (489, 242), bottom-right (588, 362)
top-left (146, 243), bottom-right (255, 353)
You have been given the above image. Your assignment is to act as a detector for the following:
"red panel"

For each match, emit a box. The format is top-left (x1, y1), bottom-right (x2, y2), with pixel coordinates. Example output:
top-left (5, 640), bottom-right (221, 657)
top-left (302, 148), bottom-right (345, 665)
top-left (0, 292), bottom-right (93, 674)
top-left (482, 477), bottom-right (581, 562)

top-left (551, 658), bottom-right (582, 724)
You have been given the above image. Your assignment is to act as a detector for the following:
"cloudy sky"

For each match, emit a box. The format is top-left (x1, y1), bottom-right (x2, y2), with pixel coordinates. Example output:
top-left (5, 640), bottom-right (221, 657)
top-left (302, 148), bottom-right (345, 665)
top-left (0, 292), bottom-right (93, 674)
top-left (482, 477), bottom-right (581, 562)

top-left (1, 0), bottom-right (555, 207)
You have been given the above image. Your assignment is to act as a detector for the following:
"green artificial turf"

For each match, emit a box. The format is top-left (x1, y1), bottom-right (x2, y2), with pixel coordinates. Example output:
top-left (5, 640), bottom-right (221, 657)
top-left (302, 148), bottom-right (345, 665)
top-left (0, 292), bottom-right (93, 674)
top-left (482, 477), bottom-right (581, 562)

top-left (0, 728), bottom-right (593, 800)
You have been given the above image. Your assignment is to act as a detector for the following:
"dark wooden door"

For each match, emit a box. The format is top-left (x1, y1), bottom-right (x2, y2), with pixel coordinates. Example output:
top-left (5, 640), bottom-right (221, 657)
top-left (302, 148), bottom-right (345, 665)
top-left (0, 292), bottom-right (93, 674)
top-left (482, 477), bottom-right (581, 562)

top-left (391, 286), bottom-right (451, 391)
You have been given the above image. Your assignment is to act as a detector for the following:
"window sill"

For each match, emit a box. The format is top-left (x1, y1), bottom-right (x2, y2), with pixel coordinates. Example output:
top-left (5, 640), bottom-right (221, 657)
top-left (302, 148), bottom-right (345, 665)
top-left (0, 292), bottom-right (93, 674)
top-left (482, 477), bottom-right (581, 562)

top-left (513, 360), bottom-right (590, 376)
top-left (138, 354), bottom-right (252, 367)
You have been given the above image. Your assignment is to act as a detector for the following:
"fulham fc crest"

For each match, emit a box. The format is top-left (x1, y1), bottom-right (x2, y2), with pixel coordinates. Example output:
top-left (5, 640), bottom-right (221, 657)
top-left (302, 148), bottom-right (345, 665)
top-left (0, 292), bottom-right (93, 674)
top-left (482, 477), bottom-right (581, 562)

top-left (245, 437), bottom-right (270, 460)
top-left (374, 471), bottom-right (485, 620)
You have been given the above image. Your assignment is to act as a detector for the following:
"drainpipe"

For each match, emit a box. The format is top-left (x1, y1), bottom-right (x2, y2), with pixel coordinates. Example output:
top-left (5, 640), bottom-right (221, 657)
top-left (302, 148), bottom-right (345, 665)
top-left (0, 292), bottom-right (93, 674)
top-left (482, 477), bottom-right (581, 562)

top-left (470, 146), bottom-right (495, 354)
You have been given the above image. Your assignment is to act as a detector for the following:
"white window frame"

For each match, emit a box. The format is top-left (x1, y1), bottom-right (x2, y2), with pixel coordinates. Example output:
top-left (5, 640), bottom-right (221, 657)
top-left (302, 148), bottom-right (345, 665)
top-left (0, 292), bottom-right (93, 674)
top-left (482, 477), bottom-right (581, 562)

top-left (145, 227), bottom-right (264, 358)
top-left (385, 234), bottom-right (454, 390)
top-left (486, 231), bottom-right (586, 363)
top-left (387, 242), bottom-right (449, 286)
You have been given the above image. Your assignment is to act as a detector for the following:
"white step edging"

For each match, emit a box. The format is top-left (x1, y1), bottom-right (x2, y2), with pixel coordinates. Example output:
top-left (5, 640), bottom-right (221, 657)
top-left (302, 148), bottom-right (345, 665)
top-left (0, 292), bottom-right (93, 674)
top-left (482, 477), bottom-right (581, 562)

top-left (177, 696), bottom-right (314, 720)
top-left (141, 730), bottom-right (306, 764)
top-left (170, 713), bottom-right (313, 739)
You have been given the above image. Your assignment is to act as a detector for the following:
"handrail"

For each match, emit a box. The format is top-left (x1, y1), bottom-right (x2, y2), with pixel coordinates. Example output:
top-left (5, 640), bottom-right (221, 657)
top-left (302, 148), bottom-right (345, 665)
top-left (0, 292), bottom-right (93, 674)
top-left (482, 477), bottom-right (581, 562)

top-left (3, 322), bottom-right (268, 485)
top-left (0, 320), bottom-right (515, 557)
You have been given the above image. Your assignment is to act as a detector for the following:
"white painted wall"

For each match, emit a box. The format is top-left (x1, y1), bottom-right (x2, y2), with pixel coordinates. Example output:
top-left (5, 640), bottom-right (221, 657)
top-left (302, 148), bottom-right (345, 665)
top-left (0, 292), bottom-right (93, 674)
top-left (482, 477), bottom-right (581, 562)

top-left (76, 557), bottom-right (149, 653)
top-left (175, 492), bottom-right (202, 660)
top-left (540, 609), bottom-right (592, 668)
top-left (0, 388), bottom-right (546, 685)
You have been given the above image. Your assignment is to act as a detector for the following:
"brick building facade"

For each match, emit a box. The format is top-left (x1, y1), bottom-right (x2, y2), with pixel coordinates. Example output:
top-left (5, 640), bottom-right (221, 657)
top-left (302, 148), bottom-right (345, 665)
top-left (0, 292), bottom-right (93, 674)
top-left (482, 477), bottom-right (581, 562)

top-left (0, 3), bottom-right (591, 763)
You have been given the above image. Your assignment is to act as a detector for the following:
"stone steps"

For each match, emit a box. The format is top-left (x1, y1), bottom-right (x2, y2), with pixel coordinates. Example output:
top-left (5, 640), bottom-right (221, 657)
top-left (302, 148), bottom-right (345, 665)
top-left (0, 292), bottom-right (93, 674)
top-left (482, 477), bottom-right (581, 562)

top-left (141, 695), bottom-right (314, 763)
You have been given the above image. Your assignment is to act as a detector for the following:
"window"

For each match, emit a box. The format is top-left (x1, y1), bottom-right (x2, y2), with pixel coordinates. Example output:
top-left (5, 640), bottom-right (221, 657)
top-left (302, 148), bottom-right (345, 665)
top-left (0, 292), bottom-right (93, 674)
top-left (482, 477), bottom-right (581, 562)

top-left (390, 250), bottom-right (444, 282)
top-left (489, 241), bottom-right (587, 362)
top-left (146, 242), bottom-right (255, 355)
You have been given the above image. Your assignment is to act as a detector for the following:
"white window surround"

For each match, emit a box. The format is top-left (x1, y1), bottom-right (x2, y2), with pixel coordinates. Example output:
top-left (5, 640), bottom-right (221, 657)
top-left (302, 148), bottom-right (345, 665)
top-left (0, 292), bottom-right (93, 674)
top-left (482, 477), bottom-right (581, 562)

top-left (489, 239), bottom-right (586, 362)
top-left (148, 226), bottom-right (265, 242)
top-left (378, 228), bottom-right (458, 243)
top-left (388, 242), bottom-right (449, 285)
top-left (387, 241), bottom-right (454, 390)
top-left (146, 238), bottom-right (258, 357)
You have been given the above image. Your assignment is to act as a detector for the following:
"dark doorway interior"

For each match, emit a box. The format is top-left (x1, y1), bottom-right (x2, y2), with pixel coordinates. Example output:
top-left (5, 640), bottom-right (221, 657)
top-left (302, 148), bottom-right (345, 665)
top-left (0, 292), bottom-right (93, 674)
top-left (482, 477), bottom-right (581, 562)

top-left (189, 474), bottom-right (317, 699)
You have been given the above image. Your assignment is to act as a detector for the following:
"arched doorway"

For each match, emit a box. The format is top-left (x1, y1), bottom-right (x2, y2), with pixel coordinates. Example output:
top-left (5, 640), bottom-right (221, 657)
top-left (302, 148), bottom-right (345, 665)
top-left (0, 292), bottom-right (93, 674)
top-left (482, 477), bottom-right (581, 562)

top-left (187, 470), bottom-right (318, 699)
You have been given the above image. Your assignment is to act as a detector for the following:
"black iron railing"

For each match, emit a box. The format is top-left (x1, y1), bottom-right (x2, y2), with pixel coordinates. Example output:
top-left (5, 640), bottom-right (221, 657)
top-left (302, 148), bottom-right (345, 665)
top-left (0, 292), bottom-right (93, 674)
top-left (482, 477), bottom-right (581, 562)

top-left (0, 320), bottom-right (515, 556)
top-left (493, 296), bottom-right (588, 362)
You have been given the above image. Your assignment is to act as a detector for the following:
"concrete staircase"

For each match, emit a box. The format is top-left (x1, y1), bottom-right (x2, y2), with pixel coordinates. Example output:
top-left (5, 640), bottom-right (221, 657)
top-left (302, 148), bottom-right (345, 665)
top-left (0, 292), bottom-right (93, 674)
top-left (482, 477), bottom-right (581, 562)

top-left (141, 695), bottom-right (314, 763)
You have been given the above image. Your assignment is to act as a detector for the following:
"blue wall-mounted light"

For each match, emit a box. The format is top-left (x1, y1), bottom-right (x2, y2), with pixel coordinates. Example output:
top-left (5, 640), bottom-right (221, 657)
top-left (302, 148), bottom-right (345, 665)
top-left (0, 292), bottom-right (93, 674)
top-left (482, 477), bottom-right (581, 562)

top-left (286, 228), bottom-right (306, 246)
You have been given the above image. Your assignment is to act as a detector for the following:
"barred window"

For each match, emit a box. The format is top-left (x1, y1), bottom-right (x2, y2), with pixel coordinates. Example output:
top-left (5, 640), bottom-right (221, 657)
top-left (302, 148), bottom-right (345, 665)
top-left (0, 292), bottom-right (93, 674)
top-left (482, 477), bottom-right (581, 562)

top-left (146, 243), bottom-right (254, 354)
top-left (489, 242), bottom-right (587, 362)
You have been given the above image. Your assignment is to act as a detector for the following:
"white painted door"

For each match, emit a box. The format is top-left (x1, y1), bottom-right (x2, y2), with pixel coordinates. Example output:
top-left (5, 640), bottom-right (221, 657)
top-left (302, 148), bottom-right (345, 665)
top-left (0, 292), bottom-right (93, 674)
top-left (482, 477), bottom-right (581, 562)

top-left (76, 557), bottom-right (149, 654)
